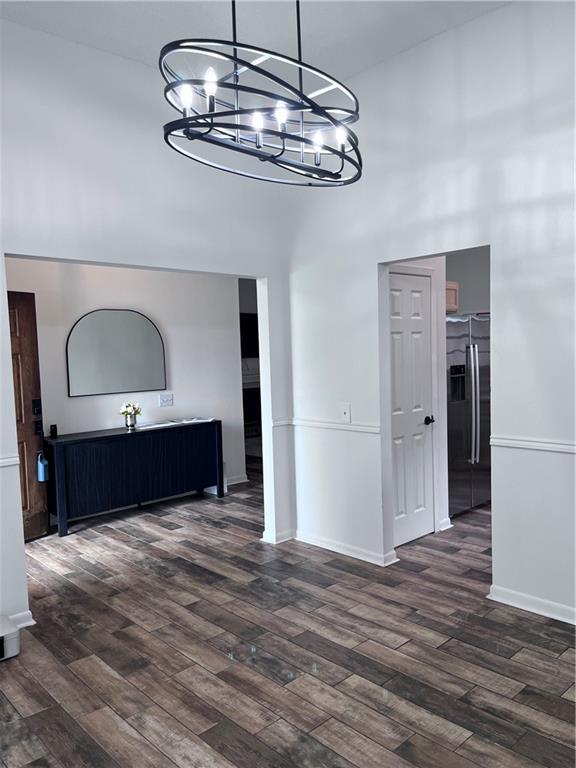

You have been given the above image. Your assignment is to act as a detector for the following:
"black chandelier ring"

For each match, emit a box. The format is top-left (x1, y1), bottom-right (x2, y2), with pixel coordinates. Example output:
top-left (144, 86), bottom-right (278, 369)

top-left (164, 113), bottom-right (361, 163)
top-left (160, 39), bottom-right (359, 116)
top-left (164, 115), bottom-right (362, 185)
top-left (159, 2), bottom-right (362, 186)
top-left (163, 103), bottom-right (360, 155)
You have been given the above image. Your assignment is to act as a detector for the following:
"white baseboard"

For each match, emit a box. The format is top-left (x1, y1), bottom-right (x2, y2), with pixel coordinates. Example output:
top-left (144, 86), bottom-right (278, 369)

top-left (382, 549), bottom-right (400, 567)
top-left (435, 517), bottom-right (453, 532)
top-left (296, 530), bottom-right (397, 567)
top-left (227, 474), bottom-right (249, 487)
top-left (8, 610), bottom-right (35, 629)
top-left (488, 585), bottom-right (575, 625)
top-left (205, 474), bottom-right (248, 496)
top-left (261, 529), bottom-right (294, 544)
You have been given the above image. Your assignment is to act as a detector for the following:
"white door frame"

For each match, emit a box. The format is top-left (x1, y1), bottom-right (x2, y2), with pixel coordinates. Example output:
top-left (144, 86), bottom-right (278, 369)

top-left (379, 258), bottom-right (451, 551)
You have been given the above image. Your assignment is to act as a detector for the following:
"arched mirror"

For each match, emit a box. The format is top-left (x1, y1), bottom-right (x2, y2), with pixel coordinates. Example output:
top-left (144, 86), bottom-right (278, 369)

top-left (67, 309), bottom-right (166, 396)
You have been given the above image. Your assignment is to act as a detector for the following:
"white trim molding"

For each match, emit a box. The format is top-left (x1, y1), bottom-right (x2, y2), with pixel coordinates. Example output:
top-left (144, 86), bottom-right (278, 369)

top-left (272, 417), bottom-right (381, 434)
top-left (292, 418), bottom-right (380, 435)
top-left (272, 418), bottom-right (293, 428)
top-left (382, 549), bottom-right (401, 567)
top-left (0, 455), bottom-right (20, 468)
top-left (489, 585), bottom-right (575, 625)
top-left (205, 473), bottom-right (248, 496)
top-left (261, 529), bottom-right (294, 545)
top-left (296, 530), bottom-right (398, 566)
top-left (491, 436), bottom-right (576, 454)
top-left (8, 610), bottom-right (35, 629)
top-left (226, 474), bottom-right (249, 487)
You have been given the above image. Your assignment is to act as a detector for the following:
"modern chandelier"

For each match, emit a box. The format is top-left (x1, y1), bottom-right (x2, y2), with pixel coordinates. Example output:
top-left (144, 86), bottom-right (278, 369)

top-left (159, 0), bottom-right (362, 186)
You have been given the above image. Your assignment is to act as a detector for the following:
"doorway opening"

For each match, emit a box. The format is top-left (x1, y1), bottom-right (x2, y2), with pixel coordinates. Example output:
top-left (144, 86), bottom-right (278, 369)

top-left (446, 247), bottom-right (491, 518)
top-left (5, 256), bottom-right (271, 540)
top-left (238, 279), bottom-right (262, 488)
top-left (379, 246), bottom-right (491, 550)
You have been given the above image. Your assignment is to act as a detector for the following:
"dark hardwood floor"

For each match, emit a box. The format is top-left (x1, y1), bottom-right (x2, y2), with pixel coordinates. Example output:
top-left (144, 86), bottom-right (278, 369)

top-left (1, 469), bottom-right (574, 768)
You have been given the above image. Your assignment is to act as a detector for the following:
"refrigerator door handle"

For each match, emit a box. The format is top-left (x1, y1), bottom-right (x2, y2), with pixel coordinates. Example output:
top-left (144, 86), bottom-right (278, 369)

top-left (468, 345), bottom-right (476, 464)
top-left (474, 344), bottom-right (481, 464)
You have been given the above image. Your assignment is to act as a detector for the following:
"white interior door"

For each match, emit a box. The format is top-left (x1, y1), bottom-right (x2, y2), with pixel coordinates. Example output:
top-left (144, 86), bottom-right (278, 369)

top-left (390, 272), bottom-right (435, 546)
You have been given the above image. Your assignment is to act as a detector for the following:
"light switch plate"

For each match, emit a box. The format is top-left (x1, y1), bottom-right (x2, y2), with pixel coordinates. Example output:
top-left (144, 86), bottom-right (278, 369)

top-left (340, 402), bottom-right (351, 423)
top-left (159, 392), bottom-right (174, 407)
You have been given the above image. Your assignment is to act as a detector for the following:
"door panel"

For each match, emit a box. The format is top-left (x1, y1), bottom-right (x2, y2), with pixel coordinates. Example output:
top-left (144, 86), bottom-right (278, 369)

top-left (392, 437), bottom-right (406, 519)
top-left (17, 441), bottom-right (29, 512)
top-left (12, 352), bottom-right (24, 424)
top-left (8, 291), bottom-right (48, 541)
top-left (390, 273), bottom-right (435, 546)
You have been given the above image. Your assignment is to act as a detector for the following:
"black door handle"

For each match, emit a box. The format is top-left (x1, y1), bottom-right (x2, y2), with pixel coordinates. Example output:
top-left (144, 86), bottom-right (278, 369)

top-left (424, 415), bottom-right (435, 426)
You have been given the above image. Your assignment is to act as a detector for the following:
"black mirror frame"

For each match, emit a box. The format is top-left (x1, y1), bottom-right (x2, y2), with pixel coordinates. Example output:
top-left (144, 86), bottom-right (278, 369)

top-left (66, 308), bottom-right (167, 398)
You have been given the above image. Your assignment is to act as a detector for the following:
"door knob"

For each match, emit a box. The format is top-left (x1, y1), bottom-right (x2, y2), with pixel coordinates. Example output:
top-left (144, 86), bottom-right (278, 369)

top-left (424, 415), bottom-right (435, 426)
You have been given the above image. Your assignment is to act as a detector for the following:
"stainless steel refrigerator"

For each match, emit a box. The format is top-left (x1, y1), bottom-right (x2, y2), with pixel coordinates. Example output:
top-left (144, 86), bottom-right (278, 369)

top-left (446, 313), bottom-right (491, 517)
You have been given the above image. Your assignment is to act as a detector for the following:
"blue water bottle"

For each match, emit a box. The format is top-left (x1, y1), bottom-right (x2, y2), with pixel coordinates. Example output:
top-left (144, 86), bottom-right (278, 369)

top-left (37, 453), bottom-right (49, 483)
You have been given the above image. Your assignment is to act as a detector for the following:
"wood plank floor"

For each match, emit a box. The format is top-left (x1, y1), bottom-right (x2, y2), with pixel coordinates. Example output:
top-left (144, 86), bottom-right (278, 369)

top-left (1, 465), bottom-right (574, 768)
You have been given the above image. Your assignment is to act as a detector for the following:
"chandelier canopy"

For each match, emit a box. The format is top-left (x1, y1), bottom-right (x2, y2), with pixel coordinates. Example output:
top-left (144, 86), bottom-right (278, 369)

top-left (159, 1), bottom-right (362, 186)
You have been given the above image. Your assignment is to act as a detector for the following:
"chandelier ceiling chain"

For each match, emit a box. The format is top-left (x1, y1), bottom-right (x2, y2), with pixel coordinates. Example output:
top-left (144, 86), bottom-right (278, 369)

top-left (159, 0), bottom-right (362, 186)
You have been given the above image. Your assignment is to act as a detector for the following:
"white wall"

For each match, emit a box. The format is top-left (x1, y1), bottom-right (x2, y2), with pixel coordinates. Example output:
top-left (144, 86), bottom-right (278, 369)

top-left (446, 246), bottom-right (490, 314)
top-left (0, 18), bottom-right (298, 627)
top-left (290, 2), bottom-right (575, 621)
top-left (5, 257), bottom-right (247, 483)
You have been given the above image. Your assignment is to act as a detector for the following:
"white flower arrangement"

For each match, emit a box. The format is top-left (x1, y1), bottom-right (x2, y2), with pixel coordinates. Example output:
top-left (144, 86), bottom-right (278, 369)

top-left (119, 402), bottom-right (142, 416)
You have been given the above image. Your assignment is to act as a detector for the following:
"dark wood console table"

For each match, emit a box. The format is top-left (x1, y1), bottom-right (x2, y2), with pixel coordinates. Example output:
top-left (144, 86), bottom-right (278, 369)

top-left (44, 420), bottom-right (224, 536)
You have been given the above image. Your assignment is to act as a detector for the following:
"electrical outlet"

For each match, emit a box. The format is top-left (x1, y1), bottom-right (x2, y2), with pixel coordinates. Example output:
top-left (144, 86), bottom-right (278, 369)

top-left (340, 402), bottom-right (351, 423)
top-left (159, 392), bottom-right (174, 407)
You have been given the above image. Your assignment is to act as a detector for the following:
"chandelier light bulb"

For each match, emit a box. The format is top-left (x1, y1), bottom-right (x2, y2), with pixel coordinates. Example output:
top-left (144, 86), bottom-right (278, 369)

top-left (274, 100), bottom-right (288, 127)
top-left (178, 83), bottom-right (194, 112)
top-left (252, 112), bottom-right (264, 132)
top-left (252, 112), bottom-right (264, 148)
top-left (313, 130), bottom-right (323, 166)
top-left (335, 126), bottom-right (347, 149)
top-left (204, 67), bottom-right (218, 97)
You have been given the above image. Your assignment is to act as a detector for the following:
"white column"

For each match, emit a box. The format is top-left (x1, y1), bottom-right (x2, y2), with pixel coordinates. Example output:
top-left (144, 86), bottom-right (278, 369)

top-left (257, 268), bottom-right (296, 543)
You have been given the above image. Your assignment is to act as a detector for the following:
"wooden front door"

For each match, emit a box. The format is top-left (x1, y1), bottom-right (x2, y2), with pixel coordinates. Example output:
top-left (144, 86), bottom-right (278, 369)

top-left (8, 291), bottom-right (48, 541)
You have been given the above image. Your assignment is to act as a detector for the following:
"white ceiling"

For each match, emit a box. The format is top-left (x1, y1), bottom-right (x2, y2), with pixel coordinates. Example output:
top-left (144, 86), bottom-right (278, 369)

top-left (0, 1), bottom-right (505, 80)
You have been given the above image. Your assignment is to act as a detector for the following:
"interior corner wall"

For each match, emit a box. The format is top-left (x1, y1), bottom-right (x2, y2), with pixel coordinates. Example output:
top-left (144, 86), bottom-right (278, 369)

top-left (289, 2), bottom-right (575, 620)
top-left (5, 257), bottom-right (247, 484)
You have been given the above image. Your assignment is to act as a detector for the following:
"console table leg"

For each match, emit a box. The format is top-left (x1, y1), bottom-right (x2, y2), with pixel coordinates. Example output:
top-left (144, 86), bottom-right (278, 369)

top-left (57, 515), bottom-right (68, 537)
